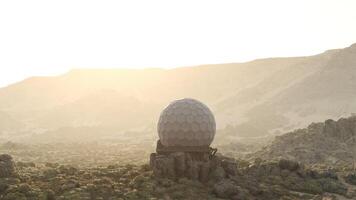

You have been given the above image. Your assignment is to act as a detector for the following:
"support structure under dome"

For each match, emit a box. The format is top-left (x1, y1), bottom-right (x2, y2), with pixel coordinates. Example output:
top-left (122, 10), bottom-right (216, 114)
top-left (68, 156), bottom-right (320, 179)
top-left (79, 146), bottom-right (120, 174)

top-left (150, 99), bottom-right (234, 182)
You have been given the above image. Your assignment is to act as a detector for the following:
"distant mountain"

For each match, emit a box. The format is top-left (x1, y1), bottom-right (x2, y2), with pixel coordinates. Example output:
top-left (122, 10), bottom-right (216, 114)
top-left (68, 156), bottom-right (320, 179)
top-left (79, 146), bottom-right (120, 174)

top-left (1, 43), bottom-right (356, 140)
top-left (253, 115), bottom-right (356, 166)
top-left (0, 111), bottom-right (23, 134)
top-left (218, 45), bottom-right (356, 137)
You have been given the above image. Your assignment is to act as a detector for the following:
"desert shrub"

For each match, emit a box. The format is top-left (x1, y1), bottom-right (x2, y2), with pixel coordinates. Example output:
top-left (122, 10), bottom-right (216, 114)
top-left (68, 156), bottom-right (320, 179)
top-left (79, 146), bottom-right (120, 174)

top-left (2, 192), bottom-right (27, 200)
top-left (298, 180), bottom-right (323, 194)
top-left (43, 168), bottom-right (58, 179)
top-left (345, 173), bottom-right (356, 185)
top-left (279, 159), bottom-right (300, 171)
top-left (319, 178), bottom-right (347, 195)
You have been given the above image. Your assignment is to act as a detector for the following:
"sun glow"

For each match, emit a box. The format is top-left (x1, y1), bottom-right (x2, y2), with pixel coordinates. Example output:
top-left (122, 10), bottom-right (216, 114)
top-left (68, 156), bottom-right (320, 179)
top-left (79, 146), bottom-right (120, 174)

top-left (0, 0), bottom-right (356, 87)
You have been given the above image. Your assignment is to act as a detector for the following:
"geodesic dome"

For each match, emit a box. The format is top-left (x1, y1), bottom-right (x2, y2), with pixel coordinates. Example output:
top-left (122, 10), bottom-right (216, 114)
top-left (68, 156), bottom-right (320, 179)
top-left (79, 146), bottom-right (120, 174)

top-left (157, 98), bottom-right (216, 147)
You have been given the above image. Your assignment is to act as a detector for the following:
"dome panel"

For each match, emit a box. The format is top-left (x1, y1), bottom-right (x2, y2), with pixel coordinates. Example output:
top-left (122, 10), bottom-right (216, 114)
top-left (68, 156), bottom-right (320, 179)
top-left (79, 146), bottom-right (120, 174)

top-left (157, 98), bottom-right (216, 147)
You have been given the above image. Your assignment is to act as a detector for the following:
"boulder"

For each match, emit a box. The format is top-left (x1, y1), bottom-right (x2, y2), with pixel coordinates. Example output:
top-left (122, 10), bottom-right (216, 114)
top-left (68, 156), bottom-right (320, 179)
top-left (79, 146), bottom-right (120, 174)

top-left (211, 166), bottom-right (226, 182)
top-left (0, 154), bottom-right (16, 178)
top-left (213, 179), bottom-right (242, 198)
top-left (278, 159), bottom-right (299, 171)
top-left (221, 158), bottom-right (238, 176)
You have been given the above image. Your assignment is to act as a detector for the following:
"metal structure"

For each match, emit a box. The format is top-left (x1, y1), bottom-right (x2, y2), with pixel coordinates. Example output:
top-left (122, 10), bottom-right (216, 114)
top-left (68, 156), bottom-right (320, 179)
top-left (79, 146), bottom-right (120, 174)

top-left (157, 98), bottom-right (216, 148)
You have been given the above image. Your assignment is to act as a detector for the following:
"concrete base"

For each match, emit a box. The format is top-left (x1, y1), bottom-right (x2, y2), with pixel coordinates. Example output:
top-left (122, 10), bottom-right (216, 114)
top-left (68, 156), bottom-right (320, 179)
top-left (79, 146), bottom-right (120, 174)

top-left (150, 151), bottom-right (238, 182)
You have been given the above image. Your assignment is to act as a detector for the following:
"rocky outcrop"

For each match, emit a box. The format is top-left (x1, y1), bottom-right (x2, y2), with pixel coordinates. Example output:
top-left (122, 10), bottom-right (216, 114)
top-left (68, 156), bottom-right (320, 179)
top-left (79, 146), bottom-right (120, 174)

top-left (0, 152), bottom-right (352, 200)
top-left (0, 154), bottom-right (16, 178)
top-left (151, 152), bottom-right (351, 199)
top-left (213, 179), bottom-right (245, 199)
top-left (253, 116), bottom-right (356, 167)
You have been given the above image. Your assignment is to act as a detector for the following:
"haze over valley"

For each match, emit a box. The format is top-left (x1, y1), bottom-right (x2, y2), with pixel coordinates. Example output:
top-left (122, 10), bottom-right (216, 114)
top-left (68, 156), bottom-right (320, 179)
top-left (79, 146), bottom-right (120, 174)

top-left (1, 43), bottom-right (356, 144)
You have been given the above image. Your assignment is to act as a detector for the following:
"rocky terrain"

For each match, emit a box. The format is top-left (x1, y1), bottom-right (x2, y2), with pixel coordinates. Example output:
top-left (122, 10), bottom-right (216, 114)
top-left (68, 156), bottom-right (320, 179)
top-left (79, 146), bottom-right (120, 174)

top-left (253, 115), bottom-right (356, 168)
top-left (2, 114), bottom-right (356, 199)
top-left (0, 141), bottom-right (154, 168)
top-left (1, 153), bottom-right (356, 200)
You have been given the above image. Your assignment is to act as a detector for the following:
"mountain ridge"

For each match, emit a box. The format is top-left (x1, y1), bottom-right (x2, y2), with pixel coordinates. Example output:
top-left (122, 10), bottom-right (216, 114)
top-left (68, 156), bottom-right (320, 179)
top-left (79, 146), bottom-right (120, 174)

top-left (1, 43), bottom-right (356, 140)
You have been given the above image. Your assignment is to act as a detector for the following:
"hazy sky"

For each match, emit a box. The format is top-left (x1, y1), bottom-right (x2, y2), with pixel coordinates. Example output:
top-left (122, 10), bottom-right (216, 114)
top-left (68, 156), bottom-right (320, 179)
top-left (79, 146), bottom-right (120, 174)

top-left (0, 0), bottom-right (356, 87)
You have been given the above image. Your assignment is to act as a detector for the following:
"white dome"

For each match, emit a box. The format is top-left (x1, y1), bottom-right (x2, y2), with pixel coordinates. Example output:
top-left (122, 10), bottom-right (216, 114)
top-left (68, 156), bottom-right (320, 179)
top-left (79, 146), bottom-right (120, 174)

top-left (157, 98), bottom-right (216, 147)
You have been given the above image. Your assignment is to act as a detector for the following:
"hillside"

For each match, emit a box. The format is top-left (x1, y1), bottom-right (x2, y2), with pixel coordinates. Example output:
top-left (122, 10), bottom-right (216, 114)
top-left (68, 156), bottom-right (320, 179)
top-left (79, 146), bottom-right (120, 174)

top-left (253, 115), bottom-right (356, 167)
top-left (0, 43), bottom-right (356, 141)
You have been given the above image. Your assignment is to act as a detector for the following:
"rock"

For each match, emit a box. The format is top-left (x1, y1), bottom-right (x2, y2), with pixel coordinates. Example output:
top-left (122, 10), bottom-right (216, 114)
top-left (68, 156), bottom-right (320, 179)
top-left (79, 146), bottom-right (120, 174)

top-left (231, 193), bottom-right (247, 200)
top-left (130, 175), bottom-right (146, 188)
top-left (230, 187), bottom-right (249, 200)
top-left (253, 116), bottom-right (356, 166)
top-left (43, 168), bottom-right (58, 179)
top-left (158, 178), bottom-right (174, 187)
top-left (254, 158), bottom-right (263, 166)
top-left (0, 154), bottom-right (16, 178)
top-left (324, 119), bottom-right (338, 137)
top-left (61, 179), bottom-right (80, 191)
top-left (211, 166), bottom-right (226, 181)
top-left (221, 158), bottom-right (238, 176)
top-left (18, 183), bottom-right (31, 194)
top-left (209, 155), bottom-right (222, 169)
top-left (280, 169), bottom-right (290, 178)
top-left (45, 189), bottom-right (56, 200)
top-left (0, 180), bottom-right (9, 194)
top-left (306, 169), bottom-right (321, 179)
top-left (279, 159), bottom-right (299, 171)
top-left (0, 154), bottom-right (12, 162)
top-left (213, 179), bottom-right (242, 198)
top-left (58, 165), bottom-right (78, 175)
top-left (345, 173), bottom-right (356, 185)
